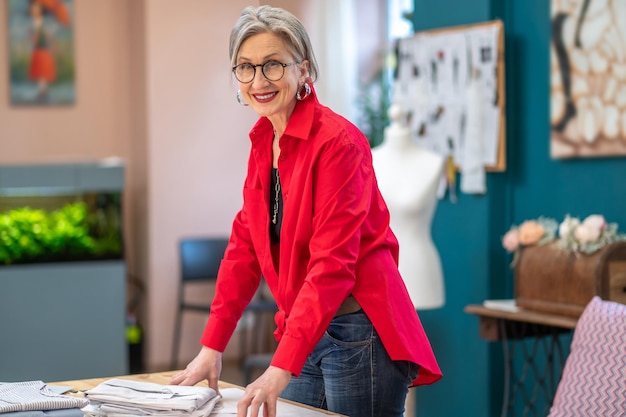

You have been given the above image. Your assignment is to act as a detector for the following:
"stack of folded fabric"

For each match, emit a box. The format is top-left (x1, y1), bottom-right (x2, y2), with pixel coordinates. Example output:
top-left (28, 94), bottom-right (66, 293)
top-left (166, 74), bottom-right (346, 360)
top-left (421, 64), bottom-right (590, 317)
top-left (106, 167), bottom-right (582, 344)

top-left (0, 380), bottom-right (88, 417)
top-left (82, 379), bottom-right (220, 417)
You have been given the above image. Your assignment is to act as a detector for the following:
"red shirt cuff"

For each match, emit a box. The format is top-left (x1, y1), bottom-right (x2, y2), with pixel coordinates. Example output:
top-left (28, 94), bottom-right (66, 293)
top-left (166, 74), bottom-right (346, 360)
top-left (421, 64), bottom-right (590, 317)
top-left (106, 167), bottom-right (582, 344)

top-left (269, 333), bottom-right (310, 377)
top-left (200, 314), bottom-right (238, 352)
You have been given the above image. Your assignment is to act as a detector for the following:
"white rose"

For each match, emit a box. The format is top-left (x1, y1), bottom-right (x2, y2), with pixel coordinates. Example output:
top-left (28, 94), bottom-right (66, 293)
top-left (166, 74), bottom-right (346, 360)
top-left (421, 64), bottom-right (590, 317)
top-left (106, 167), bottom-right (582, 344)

top-left (574, 223), bottom-right (602, 243)
top-left (558, 216), bottom-right (579, 238)
top-left (582, 214), bottom-right (606, 231)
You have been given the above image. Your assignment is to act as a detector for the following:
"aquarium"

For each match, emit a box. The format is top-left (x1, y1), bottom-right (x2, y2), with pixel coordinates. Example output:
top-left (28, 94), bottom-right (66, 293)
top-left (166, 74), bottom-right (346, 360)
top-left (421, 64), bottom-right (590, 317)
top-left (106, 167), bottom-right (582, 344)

top-left (0, 161), bottom-right (128, 382)
top-left (0, 161), bottom-right (124, 265)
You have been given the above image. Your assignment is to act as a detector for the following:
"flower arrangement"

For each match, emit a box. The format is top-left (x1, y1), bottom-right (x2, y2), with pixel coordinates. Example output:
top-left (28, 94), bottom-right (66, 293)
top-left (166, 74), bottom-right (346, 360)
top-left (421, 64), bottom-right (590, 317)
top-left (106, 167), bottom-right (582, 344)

top-left (502, 214), bottom-right (626, 266)
top-left (557, 214), bottom-right (626, 254)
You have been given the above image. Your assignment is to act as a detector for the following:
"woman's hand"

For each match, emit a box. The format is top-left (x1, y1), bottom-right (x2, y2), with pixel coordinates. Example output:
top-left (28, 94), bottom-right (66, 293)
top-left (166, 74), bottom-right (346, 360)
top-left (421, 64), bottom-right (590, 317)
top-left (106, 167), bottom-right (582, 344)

top-left (169, 346), bottom-right (222, 393)
top-left (237, 366), bottom-right (292, 417)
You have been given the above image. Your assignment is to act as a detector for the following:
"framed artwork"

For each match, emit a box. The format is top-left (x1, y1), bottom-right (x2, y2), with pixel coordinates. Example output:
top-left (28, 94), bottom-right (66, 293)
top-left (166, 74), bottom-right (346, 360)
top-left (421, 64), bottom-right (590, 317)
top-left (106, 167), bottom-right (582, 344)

top-left (550, 0), bottom-right (626, 159)
top-left (7, 0), bottom-right (75, 106)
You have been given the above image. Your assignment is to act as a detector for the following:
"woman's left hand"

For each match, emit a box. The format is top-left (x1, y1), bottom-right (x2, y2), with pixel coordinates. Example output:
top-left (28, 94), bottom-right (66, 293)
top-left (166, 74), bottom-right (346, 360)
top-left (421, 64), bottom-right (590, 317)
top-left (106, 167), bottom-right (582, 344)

top-left (237, 365), bottom-right (292, 417)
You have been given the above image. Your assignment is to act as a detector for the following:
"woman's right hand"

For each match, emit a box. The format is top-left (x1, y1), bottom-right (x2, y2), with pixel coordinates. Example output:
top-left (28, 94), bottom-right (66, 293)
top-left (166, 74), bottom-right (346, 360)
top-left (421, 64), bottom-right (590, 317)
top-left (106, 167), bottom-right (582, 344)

top-left (169, 346), bottom-right (222, 393)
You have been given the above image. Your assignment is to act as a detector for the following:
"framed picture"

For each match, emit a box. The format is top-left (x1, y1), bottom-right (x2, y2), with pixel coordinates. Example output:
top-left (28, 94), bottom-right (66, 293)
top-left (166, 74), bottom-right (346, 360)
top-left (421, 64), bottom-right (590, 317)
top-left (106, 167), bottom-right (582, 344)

top-left (6, 0), bottom-right (75, 106)
top-left (550, 0), bottom-right (626, 159)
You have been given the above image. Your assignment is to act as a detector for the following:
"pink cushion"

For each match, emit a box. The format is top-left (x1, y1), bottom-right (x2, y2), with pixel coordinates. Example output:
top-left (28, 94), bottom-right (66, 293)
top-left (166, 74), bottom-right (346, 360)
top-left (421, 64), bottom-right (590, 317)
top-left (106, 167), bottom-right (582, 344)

top-left (548, 296), bottom-right (626, 417)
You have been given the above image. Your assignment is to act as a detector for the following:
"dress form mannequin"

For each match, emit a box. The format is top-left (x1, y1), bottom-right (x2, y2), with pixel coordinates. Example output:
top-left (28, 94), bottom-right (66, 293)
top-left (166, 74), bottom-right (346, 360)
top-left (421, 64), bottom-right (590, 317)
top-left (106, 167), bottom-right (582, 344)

top-left (372, 104), bottom-right (446, 310)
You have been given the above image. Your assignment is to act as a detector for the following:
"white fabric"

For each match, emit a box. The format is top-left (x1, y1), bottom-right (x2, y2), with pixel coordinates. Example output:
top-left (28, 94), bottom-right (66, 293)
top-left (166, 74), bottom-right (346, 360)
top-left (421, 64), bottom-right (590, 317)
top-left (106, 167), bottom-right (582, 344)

top-left (83, 379), bottom-right (219, 417)
top-left (0, 381), bottom-right (88, 413)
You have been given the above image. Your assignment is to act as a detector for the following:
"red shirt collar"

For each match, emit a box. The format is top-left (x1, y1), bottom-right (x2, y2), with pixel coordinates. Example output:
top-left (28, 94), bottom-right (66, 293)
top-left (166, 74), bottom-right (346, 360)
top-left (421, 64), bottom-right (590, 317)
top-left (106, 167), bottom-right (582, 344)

top-left (249, 85), bottom-right (318, 143)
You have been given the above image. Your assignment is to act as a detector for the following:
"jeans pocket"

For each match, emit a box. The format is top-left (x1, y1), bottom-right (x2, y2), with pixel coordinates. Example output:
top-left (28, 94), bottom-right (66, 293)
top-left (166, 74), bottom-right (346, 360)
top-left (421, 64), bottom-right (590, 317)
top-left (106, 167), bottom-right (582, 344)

top-left (323, 312), bottom-right (373, 346)
top-left (394, 360), bottom-right (419, 380)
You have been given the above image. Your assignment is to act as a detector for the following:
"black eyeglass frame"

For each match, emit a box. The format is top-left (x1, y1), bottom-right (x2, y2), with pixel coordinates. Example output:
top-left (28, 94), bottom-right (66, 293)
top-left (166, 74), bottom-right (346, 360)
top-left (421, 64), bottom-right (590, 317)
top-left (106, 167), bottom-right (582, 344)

top-left (232, 61), bottom-right (299, 83)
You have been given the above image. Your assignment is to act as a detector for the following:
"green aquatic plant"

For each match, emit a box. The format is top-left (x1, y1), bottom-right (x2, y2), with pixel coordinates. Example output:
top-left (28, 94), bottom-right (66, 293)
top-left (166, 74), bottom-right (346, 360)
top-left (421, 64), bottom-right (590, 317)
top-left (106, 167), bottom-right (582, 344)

top-left (0, 200), bottom-right (122, 265)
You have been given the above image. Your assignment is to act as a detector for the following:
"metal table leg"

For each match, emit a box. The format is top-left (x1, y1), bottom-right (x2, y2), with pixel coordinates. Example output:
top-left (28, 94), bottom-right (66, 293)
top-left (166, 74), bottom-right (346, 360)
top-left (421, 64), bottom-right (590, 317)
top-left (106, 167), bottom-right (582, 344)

top-left (499, 319), bottom-right (571, 417)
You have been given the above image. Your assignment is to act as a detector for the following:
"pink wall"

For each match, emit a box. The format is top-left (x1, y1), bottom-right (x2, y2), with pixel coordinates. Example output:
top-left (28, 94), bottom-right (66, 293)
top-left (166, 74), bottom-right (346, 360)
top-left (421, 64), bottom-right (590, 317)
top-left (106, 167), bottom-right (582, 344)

top-left (0, 0), bottom-right (259, 370)
top-left (0, 0), bottom-right (387, 372)
top-left (143, 0), bottom-right (259, 368)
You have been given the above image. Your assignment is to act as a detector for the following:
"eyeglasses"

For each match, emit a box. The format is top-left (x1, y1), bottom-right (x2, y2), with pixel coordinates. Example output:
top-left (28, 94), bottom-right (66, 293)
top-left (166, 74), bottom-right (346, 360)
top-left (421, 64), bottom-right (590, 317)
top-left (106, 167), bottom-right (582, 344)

top-left (232, 61), bottom-right (299, 83)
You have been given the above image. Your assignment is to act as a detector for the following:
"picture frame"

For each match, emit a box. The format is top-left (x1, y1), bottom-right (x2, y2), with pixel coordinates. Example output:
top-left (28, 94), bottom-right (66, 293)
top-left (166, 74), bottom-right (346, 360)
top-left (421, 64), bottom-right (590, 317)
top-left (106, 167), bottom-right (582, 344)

top-left (6, 0), bottom-right (75, 106)
top-left (550, 0), bottom-right (626, 159)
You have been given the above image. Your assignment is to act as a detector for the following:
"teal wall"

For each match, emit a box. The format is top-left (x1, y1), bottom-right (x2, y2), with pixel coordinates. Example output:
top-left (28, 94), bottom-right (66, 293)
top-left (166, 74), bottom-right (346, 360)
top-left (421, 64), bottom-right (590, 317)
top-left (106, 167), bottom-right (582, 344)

top-left (412, 1), bottom-right (626, 416)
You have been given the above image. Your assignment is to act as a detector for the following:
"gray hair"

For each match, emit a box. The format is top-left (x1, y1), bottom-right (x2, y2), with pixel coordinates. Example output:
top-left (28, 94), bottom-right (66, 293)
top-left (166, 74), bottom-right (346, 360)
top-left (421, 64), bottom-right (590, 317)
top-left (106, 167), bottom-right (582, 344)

top-left (229, 5), bottom-right (319, 82)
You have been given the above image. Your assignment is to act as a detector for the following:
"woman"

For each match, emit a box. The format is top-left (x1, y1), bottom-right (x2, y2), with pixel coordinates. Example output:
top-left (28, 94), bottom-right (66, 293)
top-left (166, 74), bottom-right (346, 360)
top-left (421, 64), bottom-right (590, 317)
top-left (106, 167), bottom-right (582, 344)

top-left (171, 6), bottom-right (442, 417)
top-left (28, 0), bottom-right (56, 102)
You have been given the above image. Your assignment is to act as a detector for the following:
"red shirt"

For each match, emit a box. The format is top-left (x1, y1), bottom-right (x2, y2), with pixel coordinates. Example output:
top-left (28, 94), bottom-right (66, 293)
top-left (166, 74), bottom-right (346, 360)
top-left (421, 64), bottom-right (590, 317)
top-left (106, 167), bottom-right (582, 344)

top-left (201, 89), bottom-right (442, 386)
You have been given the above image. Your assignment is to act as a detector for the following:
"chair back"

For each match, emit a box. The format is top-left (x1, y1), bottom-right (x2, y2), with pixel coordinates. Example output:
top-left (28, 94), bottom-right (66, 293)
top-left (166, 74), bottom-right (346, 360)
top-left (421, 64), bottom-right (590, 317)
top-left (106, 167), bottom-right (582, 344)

top-left (180, 238), bottom-right (229, 282)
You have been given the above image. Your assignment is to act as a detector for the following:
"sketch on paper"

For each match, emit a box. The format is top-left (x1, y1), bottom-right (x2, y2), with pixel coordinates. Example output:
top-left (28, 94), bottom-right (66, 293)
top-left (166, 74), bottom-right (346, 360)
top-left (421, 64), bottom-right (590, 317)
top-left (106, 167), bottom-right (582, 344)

top-left (7, 0), bottom-right (75, 106)
top-left (550, 0), bottom-right (626, 158)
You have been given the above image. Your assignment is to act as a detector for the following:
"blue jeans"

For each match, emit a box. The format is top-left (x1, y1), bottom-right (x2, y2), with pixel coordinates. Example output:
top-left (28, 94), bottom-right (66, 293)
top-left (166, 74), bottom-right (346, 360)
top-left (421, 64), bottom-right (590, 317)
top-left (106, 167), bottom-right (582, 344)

top-left (280, 310), bottom-right (418, 417)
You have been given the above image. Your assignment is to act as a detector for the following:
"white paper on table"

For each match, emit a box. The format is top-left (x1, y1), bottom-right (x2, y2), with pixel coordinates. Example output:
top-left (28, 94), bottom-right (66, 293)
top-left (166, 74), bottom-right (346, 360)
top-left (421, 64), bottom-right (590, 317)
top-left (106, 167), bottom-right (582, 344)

top-left (211, 388), bottom-right (341, 416)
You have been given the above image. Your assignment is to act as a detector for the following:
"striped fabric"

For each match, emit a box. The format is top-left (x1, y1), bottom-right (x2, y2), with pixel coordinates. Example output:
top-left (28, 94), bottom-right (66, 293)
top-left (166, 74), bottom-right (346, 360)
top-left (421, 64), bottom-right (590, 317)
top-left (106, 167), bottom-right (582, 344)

top-left (548, 296), bottom-right (626, 417)
top-left (0, 381), bottom-right (88, 413)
